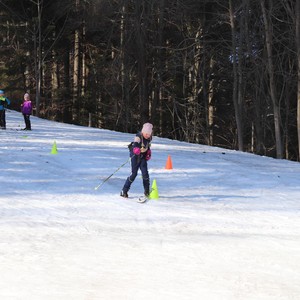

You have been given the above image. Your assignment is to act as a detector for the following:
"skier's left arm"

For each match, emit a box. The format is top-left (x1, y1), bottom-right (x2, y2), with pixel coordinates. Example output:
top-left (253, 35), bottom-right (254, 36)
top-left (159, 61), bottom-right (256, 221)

top-left (145, 140), bottom-right (151, 161)
top-left (145, 148), bottom-right (151, 161)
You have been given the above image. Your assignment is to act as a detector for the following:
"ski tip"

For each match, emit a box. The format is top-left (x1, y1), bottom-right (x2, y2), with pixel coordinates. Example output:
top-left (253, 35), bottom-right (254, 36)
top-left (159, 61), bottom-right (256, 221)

top-left (137, 196), bottom-right (149, 203)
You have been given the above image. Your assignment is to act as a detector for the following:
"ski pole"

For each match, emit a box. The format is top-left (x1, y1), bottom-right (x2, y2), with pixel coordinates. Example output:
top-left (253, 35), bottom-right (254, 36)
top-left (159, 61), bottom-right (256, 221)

top-left (94, 157), bottom-right (131, 190)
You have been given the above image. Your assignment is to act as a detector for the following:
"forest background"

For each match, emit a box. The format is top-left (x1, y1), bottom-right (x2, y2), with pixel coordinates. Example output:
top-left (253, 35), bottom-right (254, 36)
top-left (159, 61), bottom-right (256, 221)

top-left (1, 0), bottom-right (300, 161)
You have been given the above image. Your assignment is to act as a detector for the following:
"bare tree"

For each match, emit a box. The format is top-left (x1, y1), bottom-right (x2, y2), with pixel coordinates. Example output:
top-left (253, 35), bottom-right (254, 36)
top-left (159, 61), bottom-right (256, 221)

top-left (229, 0), bottom-right (244, 151)
top-left (29, 0), bottom-right (43, 116)
top-left (260, 0), bottom-right (283, 158)
top-left (296, 0), bottom-right (300, 159)
top-left (134, 0), bottom-right (149, 124)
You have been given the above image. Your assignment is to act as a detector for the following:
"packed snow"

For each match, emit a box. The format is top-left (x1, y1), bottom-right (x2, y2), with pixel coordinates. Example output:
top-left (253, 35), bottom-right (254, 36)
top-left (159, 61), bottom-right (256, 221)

top-left (1, 110), bottom-right (300, 300)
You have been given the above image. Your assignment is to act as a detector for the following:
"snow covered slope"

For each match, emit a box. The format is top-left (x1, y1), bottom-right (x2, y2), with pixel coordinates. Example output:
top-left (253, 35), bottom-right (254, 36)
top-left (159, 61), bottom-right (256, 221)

top-left (1, 110), bottom-right (300, 300)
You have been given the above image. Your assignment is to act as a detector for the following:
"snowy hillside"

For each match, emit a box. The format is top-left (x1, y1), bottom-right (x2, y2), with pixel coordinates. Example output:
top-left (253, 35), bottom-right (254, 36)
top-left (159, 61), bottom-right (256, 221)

top-left (1, 110), bottom-right (300, 300)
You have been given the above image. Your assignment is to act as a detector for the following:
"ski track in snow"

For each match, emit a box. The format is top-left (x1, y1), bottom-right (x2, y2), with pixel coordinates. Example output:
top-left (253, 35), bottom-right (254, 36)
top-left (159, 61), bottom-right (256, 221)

top-left (0, 110), bottom-right (300, 300)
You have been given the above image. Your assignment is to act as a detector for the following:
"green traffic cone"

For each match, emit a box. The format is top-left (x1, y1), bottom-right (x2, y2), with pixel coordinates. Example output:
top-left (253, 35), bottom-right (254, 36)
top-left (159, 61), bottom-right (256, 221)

top-left (149, 179), bottom-right (159, 200)
top-left (51, 141), bottom-right (58, 154)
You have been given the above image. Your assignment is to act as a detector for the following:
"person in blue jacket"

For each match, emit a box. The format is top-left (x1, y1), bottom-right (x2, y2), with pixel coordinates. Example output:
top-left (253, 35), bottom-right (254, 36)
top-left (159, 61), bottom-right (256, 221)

top-left (121, 123), bottom-right (153, 198)
top-left (0, 90), bottom-right (11, 129)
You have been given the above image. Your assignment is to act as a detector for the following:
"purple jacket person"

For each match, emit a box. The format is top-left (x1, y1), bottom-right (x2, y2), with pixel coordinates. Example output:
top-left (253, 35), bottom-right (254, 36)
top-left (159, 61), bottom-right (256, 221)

top-left (21, 93), bottom-right (32, 130)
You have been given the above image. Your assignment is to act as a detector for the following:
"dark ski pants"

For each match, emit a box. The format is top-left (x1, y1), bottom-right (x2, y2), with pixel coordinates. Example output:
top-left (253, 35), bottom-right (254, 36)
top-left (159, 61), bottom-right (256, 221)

top-left (122, 155), bottom-right (150, 194)
top-left (23, 114), bottom-right (31, 130)
top-left (0, 110), bottom-right (6, 129)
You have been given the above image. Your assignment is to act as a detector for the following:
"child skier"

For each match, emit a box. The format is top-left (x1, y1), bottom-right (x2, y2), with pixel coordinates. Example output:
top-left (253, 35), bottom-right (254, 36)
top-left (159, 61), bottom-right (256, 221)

top-left (0, 90), bottom-right (11, 129)
top-left (21, 93), bottom-right (33, 130)
top-left (121, 123), bottom-right (153, 199)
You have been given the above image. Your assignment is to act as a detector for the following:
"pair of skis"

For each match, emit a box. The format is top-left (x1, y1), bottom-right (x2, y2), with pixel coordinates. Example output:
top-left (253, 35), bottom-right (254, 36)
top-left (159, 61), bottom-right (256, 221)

top-left (93, 159), bottom-right (150, 203)
top-left (120, 194), bottom-right (149, 203)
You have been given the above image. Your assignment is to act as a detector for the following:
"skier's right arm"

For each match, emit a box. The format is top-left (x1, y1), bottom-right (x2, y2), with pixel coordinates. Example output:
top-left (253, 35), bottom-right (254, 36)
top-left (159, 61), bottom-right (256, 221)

top-left (132, 134), bottom-right (142, 155)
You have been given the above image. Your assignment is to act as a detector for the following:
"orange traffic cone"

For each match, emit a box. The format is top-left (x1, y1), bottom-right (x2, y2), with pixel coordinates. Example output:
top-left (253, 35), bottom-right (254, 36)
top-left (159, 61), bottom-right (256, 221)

top-left (165, 155), bottom-right (173, 169)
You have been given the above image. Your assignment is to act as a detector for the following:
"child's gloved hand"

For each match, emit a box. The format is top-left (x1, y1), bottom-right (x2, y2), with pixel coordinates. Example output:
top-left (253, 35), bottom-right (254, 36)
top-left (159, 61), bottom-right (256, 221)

top-left (145, 149), bottom-right (151, 161)
top-left (133, 147), bottom-right (141, 155)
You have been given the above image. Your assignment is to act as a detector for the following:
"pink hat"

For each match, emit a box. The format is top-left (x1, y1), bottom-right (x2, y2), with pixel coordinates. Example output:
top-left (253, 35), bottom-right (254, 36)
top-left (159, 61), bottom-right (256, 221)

top-left (142, 123), bottom-right (153, 135)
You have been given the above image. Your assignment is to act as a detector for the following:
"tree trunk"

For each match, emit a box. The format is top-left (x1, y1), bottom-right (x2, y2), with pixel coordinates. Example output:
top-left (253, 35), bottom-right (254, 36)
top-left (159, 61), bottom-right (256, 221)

top-left (261, 0), bottom-right (283, 158)
top-left (72, 0), bottom-right (81, 123)
top-left (152, 0), bottom-right (165, 134)
top-left (63, 44), bottom-right (72, 123)
top-left (73, 28), bottom-right (80, 122)
top-left (51, 44), bottom-right (59, 119)
top-left (135, 0), bottom-right (149, 124)
top-left (207, 57), bottom-right (215, 146)
top-left (229, 0), bottom-right (243, 151)
top-left (119, 2), bottom-right (130, 131)
top-left (296, 0), bottom-right (300, 160)
top-left (35, 0), bottom-right (42, 117)
top-left (81, 24), bottom-right (86, 97)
